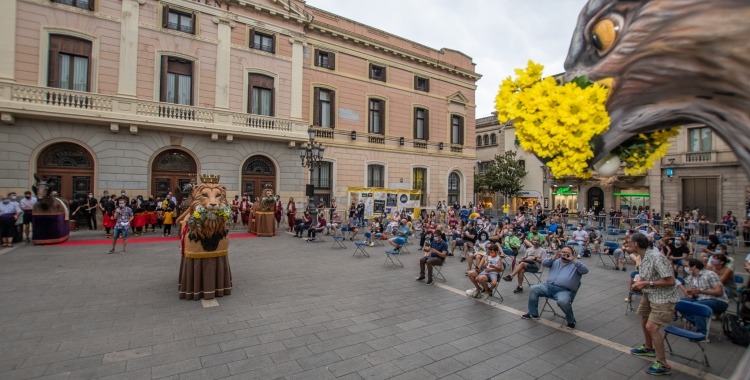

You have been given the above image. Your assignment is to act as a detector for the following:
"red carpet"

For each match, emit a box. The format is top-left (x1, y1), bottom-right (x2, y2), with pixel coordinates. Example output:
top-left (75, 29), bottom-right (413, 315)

top-left (51, 233), bottom-right (268, 247)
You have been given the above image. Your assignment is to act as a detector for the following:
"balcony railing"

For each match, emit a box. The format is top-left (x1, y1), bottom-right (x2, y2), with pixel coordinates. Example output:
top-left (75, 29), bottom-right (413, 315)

top-left (450, 144), bottom-right (463, 153)
top-left (368, 135), bottom-right (385, 144)
top-left (685, 152), bottom-right (713, 163)
top-left (312, 178), bottom-right (332, 190)
top-left (251, 43), bottom-right (275, 53)
top-left (166, 22), bottom-right (194, 34)
top-left (3, 83), bottom-right (305, 140)
top-left (367, 180), bottom-right (384, 188)
top-left (311, 127), bottom-right (334, 139)
top-left (413, 140), bottom-right (427, 149)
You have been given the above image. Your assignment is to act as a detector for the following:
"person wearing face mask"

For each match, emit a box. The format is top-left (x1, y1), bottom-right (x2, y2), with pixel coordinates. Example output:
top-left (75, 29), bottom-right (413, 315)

top-left (20, 191), bottom-right (36, 243)
top-left (420, 218), bottom-right (438, 248)
top-left (677, 259), bottom-right (729, 336)
top-left (504, 236), bottom-right (546, 293)
top-left (523, 245), bottom-right (588, 330)
top-left (707, 254), bottom-right (736, 298)
top-left (567, 224), bottom-right (589, 259)
top-left (84, 192), bottom-right (98, 231)
top-left (523, 226), bottom-right (545, 248)
top-left (108, 199), bottom-right (133, 254)
top-left (667, 236), bottom-right (691, 275)
top-left (144, 195), bottom-right (158, 233)
top-left (416, 232), bottom-right (448, 286)
top-left (0, 194), bottom-right (22, 247)
top-left (466, 231), bottom-right (491, 274)
top-left (503, 229), bottom-right (522, 269)
top-left (460, 221), bottom-right (478, 263)
top-left (101, 195), bottom-right (116, 238)
top-left (117, 191), bottom-right (129, 205)
top-left (230, 195), bottom-right (240, 230)
top-left (467, 244), bottom-right (505, 300)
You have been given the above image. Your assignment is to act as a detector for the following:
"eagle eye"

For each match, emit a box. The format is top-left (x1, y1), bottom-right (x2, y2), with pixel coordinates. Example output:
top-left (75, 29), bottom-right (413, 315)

top-left (591, 14), bottom-right (623, 54)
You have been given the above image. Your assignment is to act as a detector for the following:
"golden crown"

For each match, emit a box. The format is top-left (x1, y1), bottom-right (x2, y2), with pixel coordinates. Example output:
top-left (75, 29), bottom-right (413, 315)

top-left (200, 174), bottom-right (220, 184)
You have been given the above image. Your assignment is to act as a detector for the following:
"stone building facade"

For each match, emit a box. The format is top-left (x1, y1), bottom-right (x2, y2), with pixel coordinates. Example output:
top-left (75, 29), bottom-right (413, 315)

top-left (0, 0), bottom-right (479, 207)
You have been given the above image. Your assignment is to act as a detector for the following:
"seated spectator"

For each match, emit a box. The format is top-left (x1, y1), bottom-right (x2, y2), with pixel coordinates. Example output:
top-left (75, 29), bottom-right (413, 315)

top-left (326, 211), bottom-right (342, 235)
top-left (522, 245), bottom-right (589, 329)
top-left (415, 232), bottom-right (448, 286)
top-left (678, 259), bottom-right (729, 335)
top-left (550, 227), bottom-right (565, 251)
top-left (467, 231), bottom-right (491, 274)
top-left (467, 244), bottom-right (504, 300)
top-left (389, 219), bottom-right (409, 250)
top-left (699, 234), bottom-right (721, 263)
top-left (587, 226), bottom-right (601, 253)
top-left (306, 214), bottom-right (326, 242)
top-left (523, 226), bottom-right (545, 248)
top-left (707, 253), bottom-right (736, 298)
top-left (603, 241), bottom-right (627, 272)
top-left (503, 236), bottom-right (546, 293)
top-left (347, 212), bottom-right (360, 241)
top-left (460, 221), bottom-right (478, 263)
top-left (489, 223), bottom-right (504, 243)
top-left (449, 221), bottom-right (466, 256)
top-left (503, 228), bottom-right (522, 259)
top-left (367, 216), bottom-right (383, 246)
top-left (745, 252), bottom-right (750, 272)
top-left (667, 235), bottom-right (690, 274)
top-left (420, 218), bottom-right (438, 248)
top-left (294, 211), bottom-right (312, 238)
top-left (567, 223), bottom-right (589, 258)
top-left (413, 218), bottom-right (423, 235)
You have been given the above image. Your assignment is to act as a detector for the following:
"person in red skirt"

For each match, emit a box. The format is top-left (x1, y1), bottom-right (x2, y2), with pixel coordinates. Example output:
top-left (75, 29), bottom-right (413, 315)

top-left (102, 194), bottom-right (116, 238)
top-left (146, 195), bottom-right (158, 233)
top-left (132, 201), bottom-right (146, 237)
top-left (286, 197), bottom-right (296, 232)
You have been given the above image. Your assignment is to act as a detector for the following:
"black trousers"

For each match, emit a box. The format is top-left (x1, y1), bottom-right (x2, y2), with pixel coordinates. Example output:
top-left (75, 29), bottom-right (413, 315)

top-left (88, 212), bottom-right (97, 230)
top-left (295, 223), bottom-right (308, 235)
top-left (164, 224), bottom-right (172, 235)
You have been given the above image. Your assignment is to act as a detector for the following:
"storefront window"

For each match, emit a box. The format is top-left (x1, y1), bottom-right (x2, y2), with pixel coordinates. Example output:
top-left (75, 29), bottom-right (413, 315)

top-left (615, 191), bottom-right (650, 216)
top-left (551, 187), bottom-right (578, 212)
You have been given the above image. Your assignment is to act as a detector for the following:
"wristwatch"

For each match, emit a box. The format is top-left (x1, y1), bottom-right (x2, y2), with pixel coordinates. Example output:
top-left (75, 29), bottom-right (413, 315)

top-left (649, 281), bottom-right (654, 289)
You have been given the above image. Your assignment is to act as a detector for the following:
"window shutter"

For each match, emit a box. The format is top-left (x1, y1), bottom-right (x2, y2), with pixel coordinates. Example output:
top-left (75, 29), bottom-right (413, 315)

top-left (382, 67), bottom-right (387, 82)
top-left (414, 76), bottom-right (418, 90)
top-left (368, 63), bottom-right (373, 79)
top-left (88, 0), bottom-right (95, 11)
top-left (270, 34), bottom-right (276, 53)
top-left (248, 28), bottom-right (255, 48)
top-left (328, 52), bottom-right (335, 70)
top-left (248, 76), bottom-right (254, 113)
top-left (314, 49), bottom-right (320, 67)
top-left (162, 5), bottom-right (169, 28)
top-left (459, 116), bottom-right (465, 145)
top-left (270, 87), bottom-right (275, 117)
top-left (189, 61), bottom-right (194, 106)
top-left (379, 100), bottom-right (385, 135)
top-left (413, 108), bottom-right (418, 139)
top-left (48, 37), bottom-right (61, 88)
top-left (424, 109), bottom-right (429, 140)
top-left (425, 78), bottom-right (430, 92)
top-left (313, 87), bottom-right (321, 126)
top-left (329, 90), bottom-right (336, 128)
top-left (160, 55), bottom-right (168, 102)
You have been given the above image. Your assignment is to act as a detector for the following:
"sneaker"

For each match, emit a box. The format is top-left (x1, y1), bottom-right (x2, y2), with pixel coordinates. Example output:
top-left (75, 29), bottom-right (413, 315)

top-left (415, 276), bottom-right (425, 281)
top-left (613, 267), bottom-right (619, 270)
top-left (120, 251), bottom-right (126, 255)
top-left (631, 345), bottom-right (656, 357)
top-left (645, 361), bottom-right (671, 376)
top-left (577, 254), bottom-right (581, 259)
top-left (566, 322), bottom-right (576, 330)
top-left (521, 313), bottom-right (539, 320)
top-left (481, 293), bottom-right (490, 301)
top-left (502, 275), bottom-right (513, 282)
top-left (107, 250), bottom-right (115, 254)
top-left (447, 253), bottom-right (454, 257)
top-left (471, 288), bottom-right (481, 298)
top-left (425, 279), bottom-right (434, 286)
top-left (513, 286), bottom-right (524, 293)
top-left (460, 257), bottom-right (466, 263)
top-left (622, 267), bottom-right (627, 272)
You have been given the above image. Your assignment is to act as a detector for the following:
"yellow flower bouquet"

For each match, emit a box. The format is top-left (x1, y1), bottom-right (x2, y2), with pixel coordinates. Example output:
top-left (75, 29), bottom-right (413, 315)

top-left (495, 61), bottom-right (678, 178)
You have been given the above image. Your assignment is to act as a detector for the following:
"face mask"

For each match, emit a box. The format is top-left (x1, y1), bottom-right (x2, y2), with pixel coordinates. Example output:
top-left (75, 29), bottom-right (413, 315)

top-left (431, 222), bottom-right (435, 225)
top-left (25, 195), bottom-right (31, 199)
top-left (1, 200), bottom-right (8, 204)
top-left (715, 249), bottom-right (721, 254)
top-left (481, 236), bottom-right (487, 241)
top-left (506, 232), bottom-right (512, 236)
top-left (710, 259), bottom-right (719, 266)
top-left (675, 241), bottom-right (681, 246)
top-left (11, 196), bottom-right (17, 201)
top-left (119, 204), bottom-right (125, 208)
top-left (88, 195), bottom-right (93, 198)
top-left (489, 252), bottom-right (497, 257)
top-left (533, 241), bottom-right (540, 246)
top-left (121, 192), bottom-right (126, 196)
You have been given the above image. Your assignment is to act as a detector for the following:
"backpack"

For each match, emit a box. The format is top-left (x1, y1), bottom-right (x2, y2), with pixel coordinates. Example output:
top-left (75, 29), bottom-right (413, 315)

top-left (583, 249), bottom-right (591, 257)
top-left (722, 314), bottom-right (749, 347)
top-left (740, 287), bottom-right (750, 321)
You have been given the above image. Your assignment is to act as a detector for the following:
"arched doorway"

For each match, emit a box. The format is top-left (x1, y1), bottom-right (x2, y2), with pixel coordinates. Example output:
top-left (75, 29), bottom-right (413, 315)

top-left (151, 150), bottom-right (197, 199)
top-left (448, 171), bottom-right (461, 206)
top-left (241, 155), bottom-right (276, 201)
top-left (588, 187), bottom-right (604, 214)
top-left (37, 142), bottom-right (95, 205)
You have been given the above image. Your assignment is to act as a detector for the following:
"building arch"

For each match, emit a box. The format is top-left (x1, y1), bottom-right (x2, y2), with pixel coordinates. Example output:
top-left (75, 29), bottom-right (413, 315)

top-left (149, 148), bottom-right (198, 199)
top-left (446, 167), bottom-right (466, 206)
top-left (240, 154), bottom-right (278, 202)
top-left (36, 141), bottom-right (96, 206)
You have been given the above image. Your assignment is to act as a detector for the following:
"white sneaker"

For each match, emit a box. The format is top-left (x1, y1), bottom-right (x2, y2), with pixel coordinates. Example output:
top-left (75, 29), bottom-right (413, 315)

top-left (577, 254), bottom-right (581, 259)
top-left (482, 293), bottom-right (490, 301)
top-left (465, 289), bottom-right (476, 297)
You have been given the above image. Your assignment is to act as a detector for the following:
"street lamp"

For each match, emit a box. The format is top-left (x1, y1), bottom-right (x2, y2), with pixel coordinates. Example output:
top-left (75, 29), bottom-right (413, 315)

top-left (300, 127), bottom-right (325, 218)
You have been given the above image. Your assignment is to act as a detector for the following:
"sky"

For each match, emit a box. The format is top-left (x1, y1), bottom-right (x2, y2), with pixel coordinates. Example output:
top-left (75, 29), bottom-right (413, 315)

top-left (306, 0), bottom-right (590, 118)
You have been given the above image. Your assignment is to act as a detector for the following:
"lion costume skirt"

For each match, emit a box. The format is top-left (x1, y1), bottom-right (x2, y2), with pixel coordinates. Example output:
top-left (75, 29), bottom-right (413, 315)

top-left (178, 224), bottom-right (233, 300)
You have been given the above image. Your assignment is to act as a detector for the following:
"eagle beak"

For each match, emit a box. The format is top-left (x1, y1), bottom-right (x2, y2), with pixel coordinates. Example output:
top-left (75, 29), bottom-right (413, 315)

top-left (596, 78), bottom-right (614, 88)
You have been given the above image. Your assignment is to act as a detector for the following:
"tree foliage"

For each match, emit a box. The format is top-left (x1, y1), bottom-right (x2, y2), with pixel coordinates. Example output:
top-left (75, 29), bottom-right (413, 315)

top-left (475, 151), bottom-right (527, 199)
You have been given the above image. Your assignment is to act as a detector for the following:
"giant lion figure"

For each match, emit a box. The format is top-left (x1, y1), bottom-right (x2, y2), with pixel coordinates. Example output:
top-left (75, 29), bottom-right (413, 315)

top-left (176, 181), bottom-right (232, 300)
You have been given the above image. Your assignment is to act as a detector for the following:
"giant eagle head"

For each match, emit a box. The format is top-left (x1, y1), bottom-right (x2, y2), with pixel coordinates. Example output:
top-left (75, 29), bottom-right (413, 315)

top-left (564, 0), bottom-right (750, 176)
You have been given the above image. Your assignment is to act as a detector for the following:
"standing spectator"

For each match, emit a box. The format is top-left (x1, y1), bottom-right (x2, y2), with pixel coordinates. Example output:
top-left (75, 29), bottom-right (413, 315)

top-left (677, 259), bottom-right (729, 336)
top-left (286, 197), bottom-right (296, 232)
top-left (108, 199), bottom-right (133, 254)
top-left (20, 191), bottom-right (36, 243)
top-left (699, 215), bottom-right (710, 238)
top-left (329, 198), bottom-right (337, 221)
top-left (415, 232), bottom-right (448, 286)
top-left (0, 194), bottom-right (22, 247)
top-left (522, 245), bottom-right (588, 329)
top-left (356, 200), bottom-right (365, 226)
top-left (85, 191), bottom-right (98, 231)
top-left (629, 233), bottom-right (679, 376)
top-left (162, 207), bottom-right (174, 237)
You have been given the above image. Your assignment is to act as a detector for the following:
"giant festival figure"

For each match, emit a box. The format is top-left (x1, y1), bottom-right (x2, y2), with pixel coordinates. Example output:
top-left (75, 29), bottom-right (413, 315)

top-left (175, 175), bottom-right (233, 300)
top-left (30, 174), bottom-right (70, 245)
top-left (564, 0), bottom-right (750, 177)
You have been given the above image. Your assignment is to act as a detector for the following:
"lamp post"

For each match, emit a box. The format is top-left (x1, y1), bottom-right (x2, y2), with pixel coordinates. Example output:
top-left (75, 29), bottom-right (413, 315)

top-left (299, 127), bottom-right (325, 220)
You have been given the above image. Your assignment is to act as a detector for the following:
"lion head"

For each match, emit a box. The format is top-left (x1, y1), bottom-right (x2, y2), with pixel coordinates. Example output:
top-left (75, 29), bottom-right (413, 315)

top-left (187, 183), bottom-right (229, 250)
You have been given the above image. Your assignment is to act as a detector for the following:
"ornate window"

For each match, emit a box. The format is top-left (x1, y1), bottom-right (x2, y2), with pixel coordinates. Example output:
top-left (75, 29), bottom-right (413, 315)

top-left (448, 172), bottom-right (460, 191)
top-left (41, 144), bottom-right (92, 168)
top-left (243, 157), bottom-right (274, 175)
top-left (155, 152), bottom-right (194, 172)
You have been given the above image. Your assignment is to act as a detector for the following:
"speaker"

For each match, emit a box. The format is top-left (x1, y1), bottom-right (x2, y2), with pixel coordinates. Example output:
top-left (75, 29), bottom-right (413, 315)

top-left (306, 184), bottom-right (315, 196)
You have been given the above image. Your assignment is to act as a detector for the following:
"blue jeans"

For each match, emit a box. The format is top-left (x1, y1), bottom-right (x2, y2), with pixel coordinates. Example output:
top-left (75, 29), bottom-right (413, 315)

top-left (528, 283), bottom-right (576, 324)
top-left (566, 240), bottom-right (584, 254)
top-left (680, 297), bottom-right (728, 334)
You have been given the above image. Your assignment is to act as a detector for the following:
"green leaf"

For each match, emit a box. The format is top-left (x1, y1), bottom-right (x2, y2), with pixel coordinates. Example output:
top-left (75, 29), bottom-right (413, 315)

top-left (571, 76), bottom-right (594, 89)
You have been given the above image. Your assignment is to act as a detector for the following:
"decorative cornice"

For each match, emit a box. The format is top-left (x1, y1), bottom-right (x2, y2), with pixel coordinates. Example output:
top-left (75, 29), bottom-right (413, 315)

top-left (236, 0), bottom-right (313, 24)
top-left (230, 44), bottom-right (292, 62)
top-left (212, 16), bottom-right (237, 28)
top-left (20, 0), bottom-right (122, 23)
top-left (139, 22), bottom-right (219, 44)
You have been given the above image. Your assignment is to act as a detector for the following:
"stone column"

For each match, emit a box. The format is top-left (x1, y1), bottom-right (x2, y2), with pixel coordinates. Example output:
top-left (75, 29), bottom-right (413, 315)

top-left (289, 38), bottom-right (306, 119)
top-left (213, 17), bottom-right (235, 110)
top-left (117, 0), bottom-right (144, 97)
top-left (0, 0), bottom-right (17, 81)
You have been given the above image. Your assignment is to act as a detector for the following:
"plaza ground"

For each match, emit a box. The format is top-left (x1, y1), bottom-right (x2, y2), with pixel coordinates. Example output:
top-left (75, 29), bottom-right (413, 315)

top-left (0, 229), bottom-right (746, 380)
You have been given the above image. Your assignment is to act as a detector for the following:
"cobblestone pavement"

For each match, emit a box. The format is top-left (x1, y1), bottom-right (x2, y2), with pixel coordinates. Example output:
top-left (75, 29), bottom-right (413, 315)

top-left (0, 228), bottom-right (746, 380)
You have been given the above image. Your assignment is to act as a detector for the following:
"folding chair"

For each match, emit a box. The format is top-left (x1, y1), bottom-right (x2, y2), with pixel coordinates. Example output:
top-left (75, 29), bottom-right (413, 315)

top-left (502, 248), bottom-right (516, 270)
top-left (489, 262), bottom-right (509, 302)
top-left (664, 301), bottom-right (712, 372)
top-left (353, 236), bottom-right (370, 258)
top-left (540, 282), bottom-right (580, 327)
top-left (729, 275), bottom-right (745, 315)
top-left (720, 234), bottom-right (736, 254)
top-left (373, 232), bottom-right (385, 246)
top-left (597, 242), bottom-right (618, 267)
top-left (332, 227), bottom-right (347, 249)
top-left (523, 264), bottom-right (544, 287)
top-left (384, 247), bottom-right (403, 267)
top-left (625, 271), bottom-right (642, 315)
top-left (406, 231), bottom-right (414, 245)
top-left (605, 231), bottom-right (619, 242)
top-left (314, 230), bottom-right (326, 243)
top-left (432, 260), bottom-right (447, 282)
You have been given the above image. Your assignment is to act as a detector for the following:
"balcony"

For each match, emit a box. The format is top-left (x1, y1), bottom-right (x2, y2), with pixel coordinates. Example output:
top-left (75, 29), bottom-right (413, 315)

top-left (1, 83), bottom-right (308, 141)
top-left (685, 152), bottom-right (714, 163)
top-left (368, 134), bottom-right (385, 145)
top-left (413, 140), bottom-right (427, 149)
top-left (310, 127), bottom-right (334, 139)
top-left (450, 144), bottom-right (463, 153)
top-left (166, 22), bottom-right (194, 34)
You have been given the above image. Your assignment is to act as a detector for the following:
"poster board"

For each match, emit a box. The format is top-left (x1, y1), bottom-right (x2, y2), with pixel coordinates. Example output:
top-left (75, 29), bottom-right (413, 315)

top-left (347, 187), bottom-right (421, 219)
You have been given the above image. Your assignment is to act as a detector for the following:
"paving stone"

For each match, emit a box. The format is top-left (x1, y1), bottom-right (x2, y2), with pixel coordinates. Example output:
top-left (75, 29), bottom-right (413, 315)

top-left (199, 349), bottom-right (247, 367)
top-left (102, 347), bottom-right (152, 363)
top-left (178, 364), bottom-right (230, 380)
top-left (295, 351), bottom-right (343, 371)
top-left (423, 357), bottom-right (466, 378)
top-left (356, 362), bottom-right (404, 380)
top-left (284, 366), bottom-right (336, 380)
top-left (334, 342), bottom-right (374, 360)
top-left (44, 355), bottom-right (103, 376)
top-left (151, 358), bottom-right (202, 379)
top-left (327, 357), bottom-right (372, 377)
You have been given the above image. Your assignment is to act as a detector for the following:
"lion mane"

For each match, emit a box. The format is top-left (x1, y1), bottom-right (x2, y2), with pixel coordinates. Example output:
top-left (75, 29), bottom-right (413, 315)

top-left (180, 183), bottom-right (229, 252)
